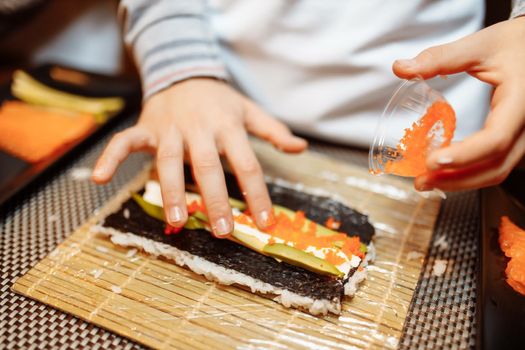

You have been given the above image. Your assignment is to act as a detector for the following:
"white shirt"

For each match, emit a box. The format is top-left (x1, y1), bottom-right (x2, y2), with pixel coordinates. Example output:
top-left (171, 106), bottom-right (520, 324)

top-left (208, 0), bottom-right (491, 146)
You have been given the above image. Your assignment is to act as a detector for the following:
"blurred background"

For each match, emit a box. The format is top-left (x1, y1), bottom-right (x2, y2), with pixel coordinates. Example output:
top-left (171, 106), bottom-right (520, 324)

top-left (0, 0), bottom-right (132, 82)
top-left (0, 0), bottom-right (512, 84)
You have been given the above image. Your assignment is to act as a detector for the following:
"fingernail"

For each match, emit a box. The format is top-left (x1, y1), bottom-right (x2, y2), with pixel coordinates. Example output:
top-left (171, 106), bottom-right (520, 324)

top-left (257, 210), bottom-right (275, 228)
top-left (433, 189), bottom-right (447, 199)
top-left (437, 156), bottom-right (453, 165)
top-left (414, 176), bottom-right (430, 191)
top-left (168, 206), bottom-right (183, 224)
top-left (213, 217), bottom-right (232, 237)
top-left (396, 59), bottom-right (417, 69)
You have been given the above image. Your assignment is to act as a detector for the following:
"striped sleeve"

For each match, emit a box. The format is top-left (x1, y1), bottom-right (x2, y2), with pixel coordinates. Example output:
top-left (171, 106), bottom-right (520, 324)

top-left (511, 0), bottom-right (525, 18)
top-left (119, 0), bottom-right (229, 100)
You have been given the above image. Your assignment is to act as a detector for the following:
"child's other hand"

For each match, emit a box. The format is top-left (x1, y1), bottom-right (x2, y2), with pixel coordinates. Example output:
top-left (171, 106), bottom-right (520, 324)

top-left (393, 17), bottom-right (525, 191)
top-left (91, 78), bottom-right (307, 237)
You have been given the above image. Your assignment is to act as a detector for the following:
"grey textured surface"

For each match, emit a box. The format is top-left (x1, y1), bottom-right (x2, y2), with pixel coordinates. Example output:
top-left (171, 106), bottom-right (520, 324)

top-left (0, 123), bottom-right (478, 350)
top-left (399, 191), bottom-right (478, 349)
top-left (0, 116), bottom-right (146, 350)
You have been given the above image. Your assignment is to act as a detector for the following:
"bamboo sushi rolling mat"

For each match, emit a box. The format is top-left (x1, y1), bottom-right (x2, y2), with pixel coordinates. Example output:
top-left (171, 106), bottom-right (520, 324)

top-left (11, 136), bottom-right (441, 348)
top-left (1, 116), bottom-right (480, 349)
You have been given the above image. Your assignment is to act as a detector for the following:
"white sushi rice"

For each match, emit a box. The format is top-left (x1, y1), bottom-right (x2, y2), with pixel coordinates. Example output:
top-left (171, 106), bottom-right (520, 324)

top-left (90, 268), bottom-right (103, 279)
top-left (92, 225), bottom-right (372, 315)
top-left (95, 245), bottom-right (109, 253)
top-left (344, 242), bottom-right (375, 296)
top-left (433, 234), bottom-right (449, 251)
top-left (111, 285), bottom-right (122, 294)
top-left (406, 251), bottom-right (425, 261)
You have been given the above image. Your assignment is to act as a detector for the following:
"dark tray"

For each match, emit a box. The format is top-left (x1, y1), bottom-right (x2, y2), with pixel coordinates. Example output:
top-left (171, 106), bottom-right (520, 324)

top-left (478, 168), bottom-right (525, 350)
top-left (0, 64), bottom-right (141, 206)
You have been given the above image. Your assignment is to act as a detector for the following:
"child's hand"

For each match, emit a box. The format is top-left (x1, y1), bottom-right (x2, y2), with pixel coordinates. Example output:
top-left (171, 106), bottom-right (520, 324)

top-left (393, 17), bottom-right (525, 191)
top-left (92, 78), bottom-right (307, 237)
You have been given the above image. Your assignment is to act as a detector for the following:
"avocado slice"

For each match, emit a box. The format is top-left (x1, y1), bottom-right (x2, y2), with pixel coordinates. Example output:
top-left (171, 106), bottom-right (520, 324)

top-left (228, 197), bottom-right (247, 211)
top-left (231, 229), bottom-right (267, 252)
top-left (12, 70), bottom-right (124, 124)
top-left (132, 193), bottom-right (164, 221)
top-left (192, 210), bottom-right (209, 223)
top-left (132, 193), bottom-right (207, 230)
top-left (263, 243), bottom-right (344, 277)
top-left (184, 216), bottom-right (207, 230)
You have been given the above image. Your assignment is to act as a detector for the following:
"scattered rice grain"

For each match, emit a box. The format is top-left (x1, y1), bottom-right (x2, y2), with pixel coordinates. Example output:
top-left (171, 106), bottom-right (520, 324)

top-left (406, 251), bottom-right (424, 261)
top-left (91, 269), bottom-right (103, 279)
top-left (432, 259), bottom-right (447, 276)
top-left (111, 285), bottom-right (122, 294)
top-left (433, 235), bottom-right (449, 251)
top-left (96, 246), bottom-right (109, 253)
top-left (126, 248), bottom-right (138, 258)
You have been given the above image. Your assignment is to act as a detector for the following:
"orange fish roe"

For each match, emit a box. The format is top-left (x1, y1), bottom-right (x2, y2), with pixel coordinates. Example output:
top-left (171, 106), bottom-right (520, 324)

top-left (264, 211), bottom-right (363, 257)
top-left (385, 101), bottom-right (456, 177)
top-left (294, 240), bottom-right (308, 251)
top-left (325, 217), bottom-right (341, 230)
top-left (235, 212), bottom-right (257, 228)
top-left (324, 250), bottom-right (346, 266)
top-left (292, 211), bottom-right (306, 231)
top-left (341, 236), bottom-right (364, 259)
top-left (499, 216), bottom-right (525, 296)
top-left (187, 200), bottom-right (205, 214)
top-left (307, 221), bottom-right (317, 235)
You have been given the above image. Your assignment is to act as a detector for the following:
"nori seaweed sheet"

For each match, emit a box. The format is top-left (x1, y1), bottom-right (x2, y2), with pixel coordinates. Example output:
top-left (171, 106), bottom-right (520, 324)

top-left (104, 199), bottom-right (344, 302)
top-left (102, 175), bottom-right (375, 302)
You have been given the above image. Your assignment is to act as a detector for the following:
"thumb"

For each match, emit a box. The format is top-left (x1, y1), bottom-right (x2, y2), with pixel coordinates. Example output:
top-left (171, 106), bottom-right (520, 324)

top-left (393, 35), bottom-right (483, 80)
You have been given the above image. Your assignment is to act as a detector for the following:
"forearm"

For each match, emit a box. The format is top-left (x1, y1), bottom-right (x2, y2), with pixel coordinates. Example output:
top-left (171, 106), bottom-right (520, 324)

top-left (119, 0), bottom-right (229, 100)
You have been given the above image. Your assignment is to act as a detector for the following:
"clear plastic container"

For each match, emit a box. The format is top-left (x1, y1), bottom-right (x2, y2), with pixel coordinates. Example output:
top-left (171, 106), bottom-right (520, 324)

top-left (368, 78), bottom-right (454, 177)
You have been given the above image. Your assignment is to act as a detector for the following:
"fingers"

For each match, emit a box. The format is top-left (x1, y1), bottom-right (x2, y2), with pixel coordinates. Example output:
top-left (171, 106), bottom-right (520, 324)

top-left (393, 33), bottom-right (484, 80)
top-left (92, 126), bottom-right (155, 184)
top-left (426, 91), bottom-right (525, 172)
top-left (220, 129), bottom-right (274, 229)
top-left (188, 135), bottom-right (233, 238)
top-left (244, 102), bottom-right (308, 153)
top-left (415, 128), bottom-right (525, 191)
top-left (156, 127), bottom-right (187, 227)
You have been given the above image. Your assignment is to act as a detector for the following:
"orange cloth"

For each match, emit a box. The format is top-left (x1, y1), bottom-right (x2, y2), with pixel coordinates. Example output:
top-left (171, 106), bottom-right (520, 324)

top-left (0, 101), bottom-right (95, 163)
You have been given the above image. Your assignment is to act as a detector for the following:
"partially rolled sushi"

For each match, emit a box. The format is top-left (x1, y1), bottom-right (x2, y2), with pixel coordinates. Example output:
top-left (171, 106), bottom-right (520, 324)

top-left (92, 172), bottom-right (375, 315)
